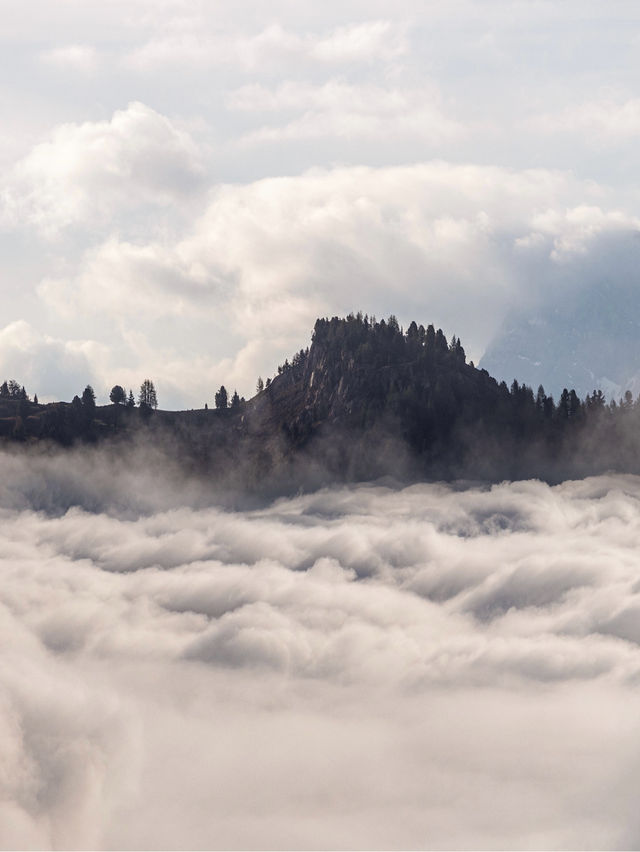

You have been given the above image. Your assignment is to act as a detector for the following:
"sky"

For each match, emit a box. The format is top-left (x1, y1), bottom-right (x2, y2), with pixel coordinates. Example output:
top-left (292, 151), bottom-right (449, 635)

top-left (4, 450), bottom-right (640, 848)
top-left (3, 1), bottom-right (640, 407)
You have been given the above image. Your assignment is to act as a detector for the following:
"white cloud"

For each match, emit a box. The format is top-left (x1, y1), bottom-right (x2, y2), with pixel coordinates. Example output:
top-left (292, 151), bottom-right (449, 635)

top-left (529, 97), bottom-right (640, 144)
top-left (229, 79), bottom-right (461, 145)
top-left (2, 102), bottom-right (205, 236)
top-left (3, 3), bottom-right (640, 407)
top-left (31, 161), bottom-right (640, 404)
top-left (309, 20), bottom-right (407, 63)
top-left (38, 238), bottom-right (217, 321)
top-left (124, 20), bottom-right (407, 73)
top-left (123, 31), bottom-right (229, 72)
top-left (529, 204), bottom-right (638, 259)
top-left (39, 44), bottom-right (100, 72)
top-left (0, 320), bottom-right (101, 402)
top-left (3, 454), bottom-right (640, 847)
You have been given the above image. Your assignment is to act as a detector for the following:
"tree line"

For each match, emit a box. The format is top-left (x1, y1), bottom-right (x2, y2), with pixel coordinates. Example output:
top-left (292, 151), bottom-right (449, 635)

top-left (0, 374), bottom-right (250, 414)
top-left (5, 311), bottom-right (640, 484)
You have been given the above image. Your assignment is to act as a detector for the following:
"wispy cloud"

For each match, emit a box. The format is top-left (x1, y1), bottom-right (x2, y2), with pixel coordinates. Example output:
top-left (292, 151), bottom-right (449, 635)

top-left (528, 96), bottom-right (640, 144)
top-left (124, 19), bottom-right (407, 73)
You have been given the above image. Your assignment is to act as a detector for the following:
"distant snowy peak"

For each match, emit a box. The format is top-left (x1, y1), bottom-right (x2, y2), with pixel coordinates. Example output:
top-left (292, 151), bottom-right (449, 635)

top-left (480, 280), bottom-right (640, 401)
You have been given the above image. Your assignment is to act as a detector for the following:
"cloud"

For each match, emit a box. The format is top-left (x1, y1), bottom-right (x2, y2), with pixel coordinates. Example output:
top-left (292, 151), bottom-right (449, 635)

top-left (229, 79), bottom-right (462, 146)
top-left (39, 44), bottom-right (100, 72)
top-left (0, 320), bottom-right (102, 402)
top-left (4, 4), bottom-right (640, 410)
top-left (27, 160), bottom-right (640, 406)
top-left (2, 102), bottom-right (205, 236)
top-left (529, 96), bottom-right (640, 144)
top-left (35, 161), bottom-right (640, 405)
top-left (3, 453), bottom-right (640, 847)
top-left (124, 20), bottom-right (407, 73)
top-left (309, 20), bottom-right (407, 63)
top-left (526, 204), bottom-right (639, 259)
top-left (38, 238), bottom-right (217, 321)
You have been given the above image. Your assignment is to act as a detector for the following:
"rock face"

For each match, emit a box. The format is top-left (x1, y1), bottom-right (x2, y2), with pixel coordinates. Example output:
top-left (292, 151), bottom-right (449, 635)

top-left (480, 279), bottom-right (640, 401)
top-left (219, 314), bottom-right (640, 486)
top-left (239, 315), bottom-right (519, 483)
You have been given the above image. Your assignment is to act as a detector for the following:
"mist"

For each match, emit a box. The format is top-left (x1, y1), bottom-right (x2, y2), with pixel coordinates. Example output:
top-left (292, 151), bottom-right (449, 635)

top-left (2, 447), bottom-right (640, 849)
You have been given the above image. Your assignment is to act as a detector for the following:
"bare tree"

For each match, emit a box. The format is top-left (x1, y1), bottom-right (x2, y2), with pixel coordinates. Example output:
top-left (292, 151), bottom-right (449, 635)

top-left (138, 379), bottom-right (158, 409)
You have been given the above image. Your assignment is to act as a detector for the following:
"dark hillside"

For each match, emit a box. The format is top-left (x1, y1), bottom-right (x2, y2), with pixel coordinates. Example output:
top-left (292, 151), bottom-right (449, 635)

top-left (3, 313), bottom-right (640, 489)
top-left (237, 315), bottom-right (559, 481)
top-left (236, 313), bottom-right (640, 483)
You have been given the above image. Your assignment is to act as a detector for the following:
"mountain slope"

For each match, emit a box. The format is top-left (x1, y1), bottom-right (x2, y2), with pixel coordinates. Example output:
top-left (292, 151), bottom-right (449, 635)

top-left (480, 279), bottom-right (640, 400)
top-left (5, 313), bottom-right (640, 489)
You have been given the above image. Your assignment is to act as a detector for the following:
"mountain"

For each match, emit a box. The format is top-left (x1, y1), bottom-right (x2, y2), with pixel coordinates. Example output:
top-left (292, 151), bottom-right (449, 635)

top-left (3, 313), bottom-right (640, 489)
top-left (480, 279), bottom-right (640, 401)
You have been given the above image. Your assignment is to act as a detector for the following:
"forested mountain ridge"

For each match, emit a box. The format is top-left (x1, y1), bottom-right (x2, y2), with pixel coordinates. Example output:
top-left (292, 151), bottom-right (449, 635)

top-left (246, 313), bottom-right (628, 482)
top-left (2, 313), bottom-right (640, 488)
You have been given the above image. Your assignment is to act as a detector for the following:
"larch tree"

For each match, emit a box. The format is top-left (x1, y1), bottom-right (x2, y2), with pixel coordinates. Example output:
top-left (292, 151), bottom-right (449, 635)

top-left (138, 379), bottom-right (158, 409)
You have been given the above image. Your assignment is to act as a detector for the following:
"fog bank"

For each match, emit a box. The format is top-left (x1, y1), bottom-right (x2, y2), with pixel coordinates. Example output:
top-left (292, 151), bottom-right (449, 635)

top-left (2, 449), bottom-right (640, 849)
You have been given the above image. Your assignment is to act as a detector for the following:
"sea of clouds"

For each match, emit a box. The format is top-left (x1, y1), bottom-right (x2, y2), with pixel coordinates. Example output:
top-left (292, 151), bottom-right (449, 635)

top-left (3, 448), bottom-right (640, 849)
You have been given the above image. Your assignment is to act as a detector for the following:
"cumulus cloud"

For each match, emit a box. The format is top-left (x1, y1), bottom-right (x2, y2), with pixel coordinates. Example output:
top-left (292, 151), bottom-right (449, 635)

top-left (2, 450), bottom-right (640, 847)
top-left (0, 320), bottom-right (102, 402)
top-left (35, 161), bottom-right (640, 404)
top-left (526, 204), bottom-right (640, 259)
top-left (38, 238), bottom-right (217, 321)
top-left (2, 102), bottom-right (206, 236)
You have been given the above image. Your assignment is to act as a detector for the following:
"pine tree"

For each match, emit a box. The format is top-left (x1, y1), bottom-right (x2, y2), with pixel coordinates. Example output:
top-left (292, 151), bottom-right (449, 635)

top-left (569, 389), bottom-right (581, 417)
top-left (81, 385), bottom-right (96, 428)
top-left (425, 324), bottom-right (436, 353)
top-left (215, 385), bottom-right (228, 409)
top-left (558, 388), bottom-right (570, 419)
top-left (82, 384), bottom-right (96, 409)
